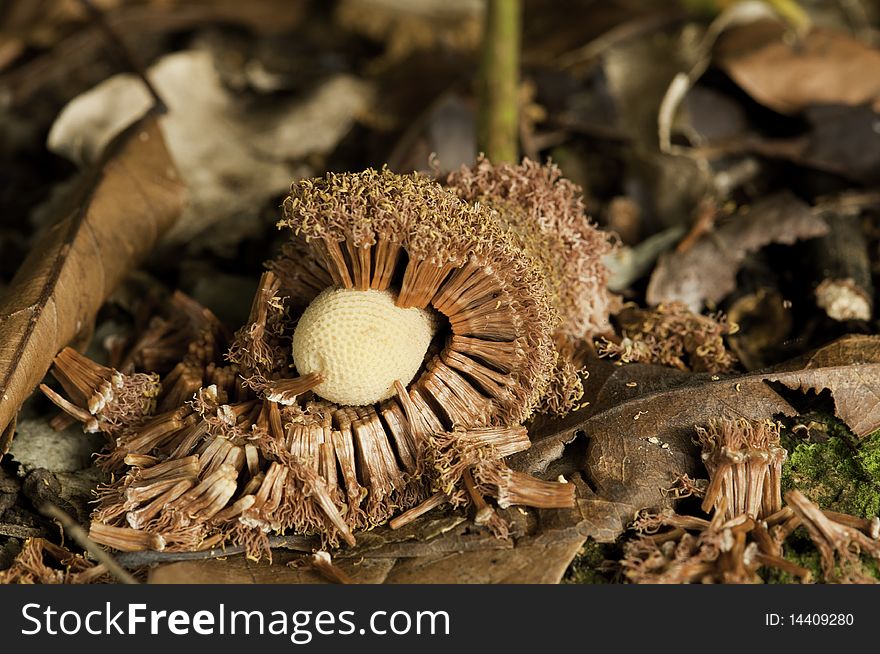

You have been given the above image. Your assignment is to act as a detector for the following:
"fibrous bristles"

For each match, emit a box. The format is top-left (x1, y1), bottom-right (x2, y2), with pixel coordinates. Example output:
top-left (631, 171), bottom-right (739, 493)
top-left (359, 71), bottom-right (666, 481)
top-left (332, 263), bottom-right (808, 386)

top-left (389, 491), bottom-right (448, 529)
top-left (42, 347), bottom-right (161, 437)
top-left (446, 156), bottom-right (618, 338)
top-left (598, 303), bottom-right (737, 374)
top-left (474, 460), bottom-right (576, 509)
top-left (697, 418), bottom-right (787, 521)
top-left (314, 237), bottom-right (354, 289)
top-left (89, 523), bottom-right (166, 552)
top-left (269, 240), bottom-right (332, 307)
top-left (0, 539), bottom-right (114, 585)
top-left (370, 238), bottom-right (402, 291)
top-left (264, 374), bottom-right (324, 405)
top-left (279, 168), bottom-right (586, 421)
top-left (398, 259), bottom-right (456, 309)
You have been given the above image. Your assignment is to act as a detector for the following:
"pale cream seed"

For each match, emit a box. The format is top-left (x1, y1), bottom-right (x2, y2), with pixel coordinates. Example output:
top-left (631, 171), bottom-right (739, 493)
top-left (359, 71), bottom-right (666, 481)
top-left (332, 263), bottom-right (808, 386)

top-left (292, 287), bottom-right (435, 405)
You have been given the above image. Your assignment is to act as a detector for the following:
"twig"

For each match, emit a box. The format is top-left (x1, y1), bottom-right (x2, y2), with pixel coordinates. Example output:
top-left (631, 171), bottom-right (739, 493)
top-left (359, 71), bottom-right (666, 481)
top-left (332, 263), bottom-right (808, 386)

top-left (41, 503), bottom-right (139, 585)
top-left (112, 534), bottom-right (316, 569)
top-left (0, 524), bottom-right (46, 539)
top-left (676, 198), bottom-right (718, 254)
top-left (556, 10), bottom-right (685, 70)
top-left (808, 212), bottom-right (873, 321)
top-left (478, 0), bottom-right (521, 162)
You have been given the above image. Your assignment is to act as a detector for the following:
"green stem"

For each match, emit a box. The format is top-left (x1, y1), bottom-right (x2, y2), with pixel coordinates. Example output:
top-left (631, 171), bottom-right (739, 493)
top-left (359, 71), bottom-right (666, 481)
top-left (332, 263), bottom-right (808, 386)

top-left (478, 0), bottom-right (521, 163)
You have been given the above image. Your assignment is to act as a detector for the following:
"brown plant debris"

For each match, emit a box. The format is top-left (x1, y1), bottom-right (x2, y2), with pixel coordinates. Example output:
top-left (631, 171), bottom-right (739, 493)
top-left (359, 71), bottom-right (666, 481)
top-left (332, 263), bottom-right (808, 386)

top-left (43, 164), bottom-right (600, 559)
top-left (716, 23), bottom-right (880, 115)
top-left (809, 213), bottom-right (873, 322)
top-left (697, 418), bottom-right (786, 521)
top-left (765, 334), bottom-right (880, 438)
top-left (41, 347), bottom-right (160, 437)
top-left (523, 335), bottom-right (880, 545)
top-left (0, 538), bottom-right (112, 585)
top-left (786, 490), bottom-right (880, 584)
top-left (299, 550), bottom-right (358, 584)
top-left (597, 302), bottom-right (737, 373)
top-left (622, 506), bottom-right (809, 584)
top-left (621, 441), bottom-right (880, 584)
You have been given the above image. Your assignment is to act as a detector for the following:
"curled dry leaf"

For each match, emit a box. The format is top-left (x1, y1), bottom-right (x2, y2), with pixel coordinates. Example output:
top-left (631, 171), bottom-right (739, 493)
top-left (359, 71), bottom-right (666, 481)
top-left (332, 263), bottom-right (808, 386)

top-left (716, 22), bottom-right (880, 114)
top-left (0, 111), bottom-right (185, 453)
top-left (570, 365), bottom-right (791, 542)
top-left (647, 191), bottom-right (827, 311)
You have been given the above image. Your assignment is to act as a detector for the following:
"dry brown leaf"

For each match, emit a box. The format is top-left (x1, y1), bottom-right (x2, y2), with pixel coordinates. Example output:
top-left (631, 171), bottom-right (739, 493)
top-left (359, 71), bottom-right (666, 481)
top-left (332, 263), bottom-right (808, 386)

top-left (147, 540), bottom-right (583, 584)
top-left (149, 553), bottom-right (396, 584)
top-left (716, 22), bottom-right (880, 114)
top-left (377, 538), bottom-right (584, 584)
top-left (0, 110), bottom-right (185, 453)
top-left (767, 335), bottom-right (880, 437)
top-left (147, 510), bottom-right (585, 584)
top-left (646, 191), bottom-right (827, 310)
top-left (555, 363), bottom-right (793, 541)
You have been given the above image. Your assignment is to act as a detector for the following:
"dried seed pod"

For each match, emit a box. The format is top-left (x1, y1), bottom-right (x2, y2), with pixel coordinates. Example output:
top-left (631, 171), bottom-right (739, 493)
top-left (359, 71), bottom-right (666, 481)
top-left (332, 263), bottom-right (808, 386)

top-left (53, 162), bottom-right (609, 559)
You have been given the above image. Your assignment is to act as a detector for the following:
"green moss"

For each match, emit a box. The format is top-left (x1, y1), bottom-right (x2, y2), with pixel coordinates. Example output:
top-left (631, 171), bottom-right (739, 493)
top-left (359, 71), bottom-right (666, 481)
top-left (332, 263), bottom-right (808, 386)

top-left (781, 416), bottom-right (880, 519)
top-left (562, 539), bottom-right (614, 584)
top-left (855, 430), bottom-right (880, 480)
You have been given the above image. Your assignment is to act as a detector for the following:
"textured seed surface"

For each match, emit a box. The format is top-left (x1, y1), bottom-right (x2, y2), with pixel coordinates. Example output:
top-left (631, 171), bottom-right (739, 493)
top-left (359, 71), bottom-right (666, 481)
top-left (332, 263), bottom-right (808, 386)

top-left (292, 287), bottom-right (434, 405)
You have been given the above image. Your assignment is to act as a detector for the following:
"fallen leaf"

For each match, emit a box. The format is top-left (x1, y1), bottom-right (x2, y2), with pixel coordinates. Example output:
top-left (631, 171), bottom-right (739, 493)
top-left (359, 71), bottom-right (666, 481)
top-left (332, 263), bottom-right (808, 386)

top-left (646, 191), bottom-right (827, 310)
top-left (747, 104), bottom-right (880, 185)
top-left (716, 22), bottom-right (880, 114)
top-left (147, 505), bottom-right (585, 584)
top-left (48, 49), bottom-right (374, 250)
top-left (377, 537), bottom-right (584, 584)
top-left (0, 110), bottom-right (184, 453)
top-left (767, 335), bottom-right (880, 437)
top-left (149, 553), bottom-right (396, 584)
top-left (566, 364), bottom-right (792, 541)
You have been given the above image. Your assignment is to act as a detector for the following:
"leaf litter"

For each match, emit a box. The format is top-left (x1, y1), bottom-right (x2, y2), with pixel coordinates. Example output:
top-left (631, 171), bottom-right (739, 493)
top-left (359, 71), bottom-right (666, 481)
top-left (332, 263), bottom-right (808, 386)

top-left (2, 0), bottom-right (880, 585)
